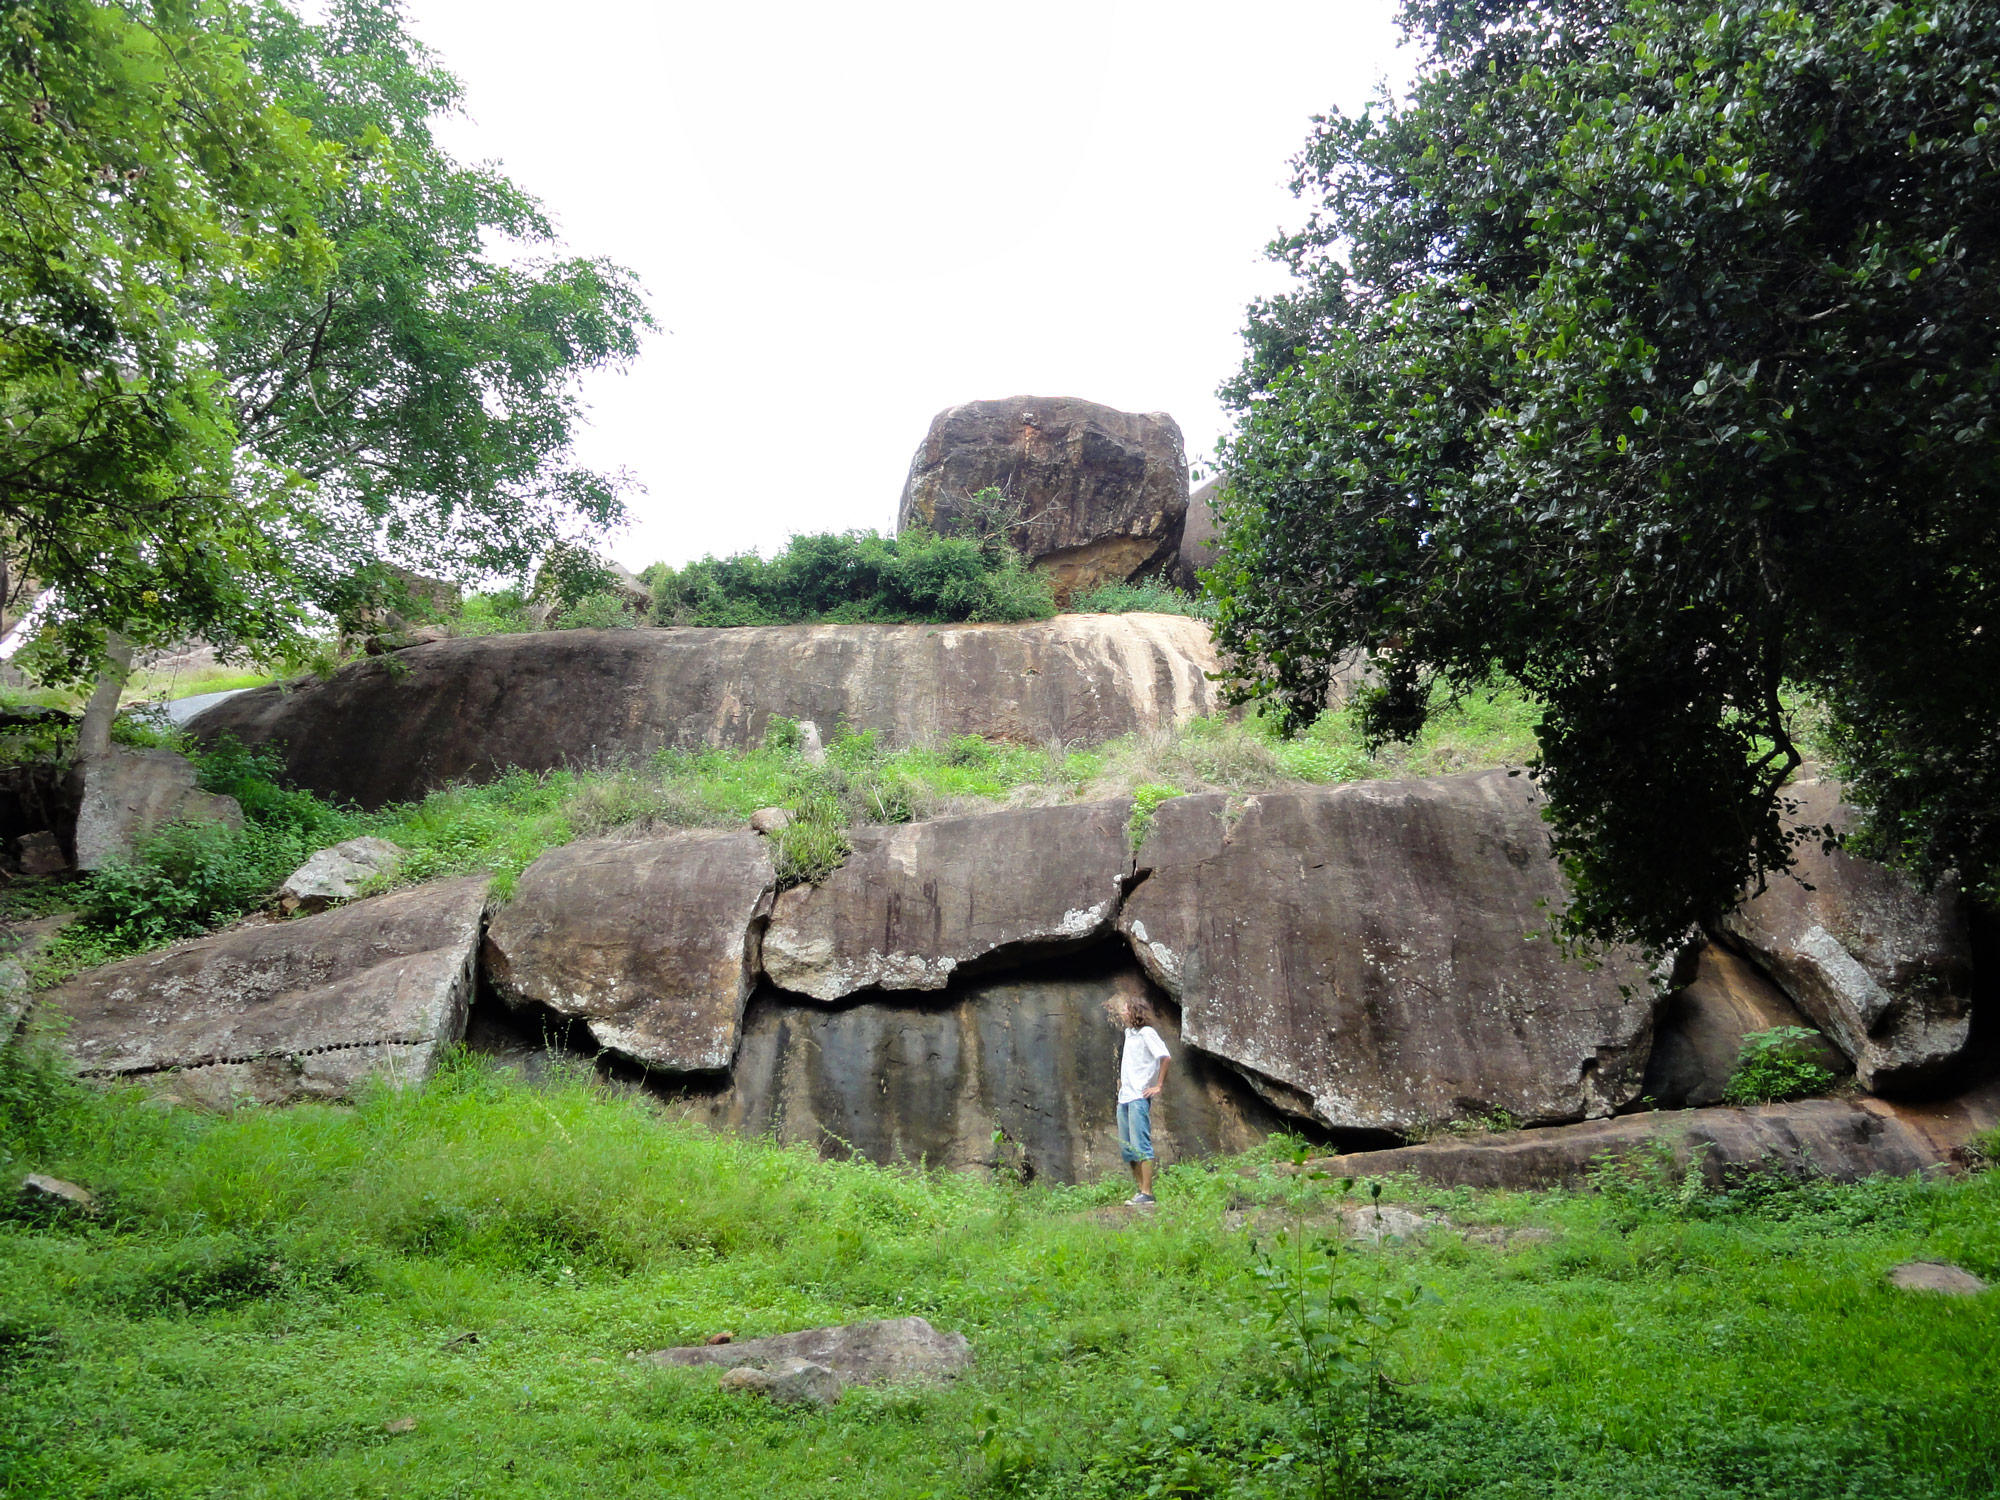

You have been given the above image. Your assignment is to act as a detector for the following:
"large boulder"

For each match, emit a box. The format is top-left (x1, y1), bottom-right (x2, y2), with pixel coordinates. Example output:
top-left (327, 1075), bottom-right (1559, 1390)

top-left (1117, 771), bottom-right (1660, 1133)
top-left (483, 832), bottom-right (774, 1073)
top-left (762, 801), bottom-right (1133, 1001)
top-left (1170, 476), bottom-right (1224, 591)
top-left (1719, 778), bottom-right (1975, 1094)
top-left (699, 961), bottom-right (1281, 1183)
top-left (40, 877), bottom-right (488, 1106)
top-left (1643, 943), bottom-right (1848, 1108)
top-left (189, 615), bottom-right (1223, 810)
top-left (71, 747), bottom-right (242, 870)
top-left (897, 397), bottom-right (1189, 600)
top-left (1303, 1079), bottom-right (2000, 1190)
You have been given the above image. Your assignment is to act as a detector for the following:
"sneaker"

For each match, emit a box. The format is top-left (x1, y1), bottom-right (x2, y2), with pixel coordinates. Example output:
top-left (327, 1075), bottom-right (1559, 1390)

top-left (1124, 1193), bottom-right (1156, 1208)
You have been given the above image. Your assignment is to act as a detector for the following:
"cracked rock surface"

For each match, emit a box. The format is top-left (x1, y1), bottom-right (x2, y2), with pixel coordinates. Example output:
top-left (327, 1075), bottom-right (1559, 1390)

top-left (1719, 778), bottom-right (1974, 1093)
top-left (41, 876), bottom-right (488, 1106)
top-left (762, 801), bottom-right (1133, 1002)
top-left (484, 831), bottom-right (774, 1073)
top-left (1118, 771), bottom-right (1660, 1133)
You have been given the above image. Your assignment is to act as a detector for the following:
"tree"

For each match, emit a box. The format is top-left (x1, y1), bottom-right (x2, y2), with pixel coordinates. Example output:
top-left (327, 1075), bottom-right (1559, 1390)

top-left (4, 0), bottom-right (651, 685)
top-left (1213, 0), bottom-right (2000, 949)
top-left (0, 0), bottom-right (337, 676)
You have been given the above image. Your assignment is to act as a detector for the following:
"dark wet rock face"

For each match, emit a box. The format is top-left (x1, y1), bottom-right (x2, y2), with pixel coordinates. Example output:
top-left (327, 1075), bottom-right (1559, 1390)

top-left (1644, 943), bottom-right (1848, 1108)
top-left (697, 957), bottom-right (1283, 1183)
top-left (1119, 772), bottom-right (1660, 1133)
top-left (1720, 779), bottom-right (1974, 1093)
top-left (483, 832), bottom-right (774, 1074)
top-left (189, 616), bottom-right (1221, 810)
top-left (762, 801), bottom-right (1133, 1001)
top-left (41, 877), bottom-right (488, 1106)
top-left (897, 397), bottom-right (1189, 600)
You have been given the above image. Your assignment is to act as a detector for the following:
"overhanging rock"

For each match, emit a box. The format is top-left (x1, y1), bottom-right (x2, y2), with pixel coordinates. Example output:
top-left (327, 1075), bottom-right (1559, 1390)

top-left (41, 876), bottom-right (488, 1106)
top-left (483, 831), bottom-right (775, 1073)
top-left (1118, 772), bottom-right (1661, 1133)
top-left (762, 801), bottom-right (1133, 1001)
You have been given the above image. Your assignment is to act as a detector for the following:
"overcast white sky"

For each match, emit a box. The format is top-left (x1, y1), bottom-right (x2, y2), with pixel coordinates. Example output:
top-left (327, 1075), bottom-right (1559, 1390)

top-left (399, 1), bottom-right (1414, 570)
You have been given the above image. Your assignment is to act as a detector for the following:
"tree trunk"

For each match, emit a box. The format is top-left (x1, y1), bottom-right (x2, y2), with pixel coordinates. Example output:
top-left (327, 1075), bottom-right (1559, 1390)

top-left (74, 633), bottom-right (133, 766)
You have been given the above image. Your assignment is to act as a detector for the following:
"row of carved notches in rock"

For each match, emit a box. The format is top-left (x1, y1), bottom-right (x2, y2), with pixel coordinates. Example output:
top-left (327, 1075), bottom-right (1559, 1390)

top-left (31, 768), bottom-right (1990, 1184)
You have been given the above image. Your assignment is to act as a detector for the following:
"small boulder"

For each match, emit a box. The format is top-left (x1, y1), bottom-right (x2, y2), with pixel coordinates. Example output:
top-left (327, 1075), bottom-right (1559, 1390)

top-left (279, 837), bottom-right (405, 912)
top-left (18, 1173), bottom-right (94, 1213)
top-left (15, 830), bottom-right (67, 879)
top-left (748, 807), bottom-right (794, 836)
top-left (719, 1358), bottom-right (842, 1408)
top-left (644, 1316), bottom-right (972, 1388)
top-left (1887, 1261), bottom-right (1986, 1295)
top-left (72, 747), bottom-right (242, 870)
top-left (797, 720), bottom-right (825, 765)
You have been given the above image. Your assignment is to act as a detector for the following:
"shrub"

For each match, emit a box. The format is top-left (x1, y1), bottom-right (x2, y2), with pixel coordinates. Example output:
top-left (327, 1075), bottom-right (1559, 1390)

top-left (648, 524), bottom-right (1055, 628)
top-left (1127, 783), bottom-right (1181, 848)
top-left (552, 589), bottom-right (639, 630)
top-left (1722, 1027), bottom-right (1840, 1106)
top-left (1069, 578), bottom-right (1214, 619)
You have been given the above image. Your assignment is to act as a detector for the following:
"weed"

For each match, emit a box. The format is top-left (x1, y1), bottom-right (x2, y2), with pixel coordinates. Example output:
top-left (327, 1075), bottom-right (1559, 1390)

top-left (1722, 1027), bottom-right (1839, 1106)
top-left (1127, 783), bottom-right (1181, 849)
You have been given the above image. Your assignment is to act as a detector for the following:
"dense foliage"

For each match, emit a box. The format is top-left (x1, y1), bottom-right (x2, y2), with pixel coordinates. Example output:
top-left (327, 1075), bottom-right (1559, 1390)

top-left (1215, 0), bottom-right (2000, 947)
top-left (4, 0), bottom-right (648, 684)
top-left (644, 519), bottom-right (1056, 628)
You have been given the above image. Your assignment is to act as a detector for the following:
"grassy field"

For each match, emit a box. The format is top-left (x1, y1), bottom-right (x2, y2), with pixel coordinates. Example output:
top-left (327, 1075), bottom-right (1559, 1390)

top-left (19, 687), bottom-right (1544, 986)
top-left (0, 1040), bottom-right (1994, 1500)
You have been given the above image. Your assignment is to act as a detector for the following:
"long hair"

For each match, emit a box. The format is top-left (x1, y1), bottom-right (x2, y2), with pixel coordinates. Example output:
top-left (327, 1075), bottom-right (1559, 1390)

top-left (1102, 993), bottom-right (1156, 1030)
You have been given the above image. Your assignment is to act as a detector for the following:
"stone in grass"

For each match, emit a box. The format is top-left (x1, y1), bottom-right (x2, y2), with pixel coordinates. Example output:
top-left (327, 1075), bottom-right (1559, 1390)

top-left (383, 1416), bottom-right (418, 1434)
top-left (279, 837), bottom-right (406, 912)
top-left (748, 807), bottom-right (793, 836)
top-left (719, 1359), bottom-right (843, 1408)
top-left (17, 1174), bottom-right (95, 1214)
top-left (645, 1316), bottom-right (973, 1388)
top-left (1887, 1261), bottom-right (1987, 1296)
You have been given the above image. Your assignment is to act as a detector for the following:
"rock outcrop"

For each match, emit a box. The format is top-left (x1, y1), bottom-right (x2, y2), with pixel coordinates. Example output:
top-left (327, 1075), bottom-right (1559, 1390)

top-left (189, 615), bottom-right (1223, 809)
top-left (699, 959), bottom-right (1281, 1182)
top-left (483, 832), bottom-right (775, 1073)
top-left (1302, 1078), bottom-right (2000, 1190)
top-left (41, 877), bottom-right (488, 1106)
top-left (762, 801), bottom-right (1133, 1001)
top-left (72, 747), bottom-right (242, 870)
top-left (645, 1316), bottom-right (973, 1388)
top-left (1171, 476), bottom-right (1224, 591)
top-left (897, 397), bottom-right (1189, 600)
top-left (1720, 779), bottom-right (1975, 1093)
top-left (1642, 943), bottom-right (1847, 1108)
top-left (1119, 772), bottom-right (1660, 1133)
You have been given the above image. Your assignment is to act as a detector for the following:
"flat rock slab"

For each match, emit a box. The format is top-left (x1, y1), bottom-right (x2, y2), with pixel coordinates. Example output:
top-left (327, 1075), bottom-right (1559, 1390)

top-left (1887, 1261), bottom-right (1987, 1295)
top-left (484, 832), bottom-right (774, 1073)
top-left (1303, 1083), bottom-right (2000, 1191)
top-left (645, 1317), bottom-right (972, 1387)
top-left (40, 877), bottom-right (488, 1106)
top-left (762, 800), bottom-right (1133, 1001)
top-left (190, 615), bottom-right (1223, 809)
top-left (1120, 771), bottom-right (1658, 1133)
top-left (1720, 779), bottom-right (1973, 1093)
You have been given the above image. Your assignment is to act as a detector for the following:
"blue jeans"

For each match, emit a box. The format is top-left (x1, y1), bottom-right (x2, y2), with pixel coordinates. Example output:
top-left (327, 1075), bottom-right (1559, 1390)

top-left (1117, 1098), bottom-right (1154, 1163)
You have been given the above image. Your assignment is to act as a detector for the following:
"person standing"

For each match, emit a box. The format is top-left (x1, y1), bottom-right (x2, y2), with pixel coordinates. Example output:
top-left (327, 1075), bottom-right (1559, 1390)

top-left (1111, 995), bottom-right (1171, 1207)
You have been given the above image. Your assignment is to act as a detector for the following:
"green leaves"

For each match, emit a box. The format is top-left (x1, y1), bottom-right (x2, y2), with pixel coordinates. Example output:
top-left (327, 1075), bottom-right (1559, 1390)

top-left (1215, 0), bottom-right (2000, 946)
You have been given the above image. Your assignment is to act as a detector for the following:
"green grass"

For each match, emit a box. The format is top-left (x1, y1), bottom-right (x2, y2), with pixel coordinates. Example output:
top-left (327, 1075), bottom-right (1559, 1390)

top-left (17, 687), bottom-right (1543, 986)
top-left (0, 1042), bottom-right (1993, 1498)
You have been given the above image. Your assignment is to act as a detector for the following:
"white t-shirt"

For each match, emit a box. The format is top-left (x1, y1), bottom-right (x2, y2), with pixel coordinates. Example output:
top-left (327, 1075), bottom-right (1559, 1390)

top-left (1118, 1026), bottom-right (1171, 1104)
